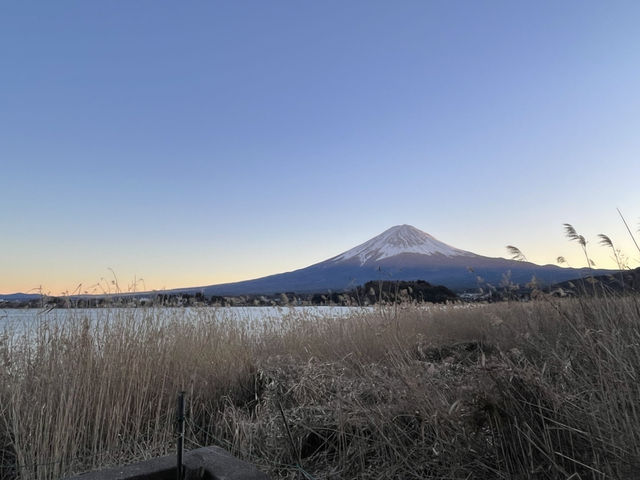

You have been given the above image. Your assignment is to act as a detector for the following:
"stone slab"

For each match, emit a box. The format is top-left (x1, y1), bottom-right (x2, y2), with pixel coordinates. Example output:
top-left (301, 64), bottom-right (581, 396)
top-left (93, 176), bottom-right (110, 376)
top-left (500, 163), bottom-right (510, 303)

top-left (65, 447), bottom-right (269, 480)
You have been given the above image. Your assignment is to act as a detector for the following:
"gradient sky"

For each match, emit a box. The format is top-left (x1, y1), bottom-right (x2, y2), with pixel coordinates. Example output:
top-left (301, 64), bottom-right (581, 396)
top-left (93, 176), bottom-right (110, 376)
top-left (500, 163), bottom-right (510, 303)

top-left (2, 1), bottom-right (640, 295)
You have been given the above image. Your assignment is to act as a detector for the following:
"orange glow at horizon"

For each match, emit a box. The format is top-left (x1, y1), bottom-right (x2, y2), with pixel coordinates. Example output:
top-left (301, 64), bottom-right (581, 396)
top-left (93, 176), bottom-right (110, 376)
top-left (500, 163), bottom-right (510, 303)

top-left (1, 245), bottom-right (631, 297)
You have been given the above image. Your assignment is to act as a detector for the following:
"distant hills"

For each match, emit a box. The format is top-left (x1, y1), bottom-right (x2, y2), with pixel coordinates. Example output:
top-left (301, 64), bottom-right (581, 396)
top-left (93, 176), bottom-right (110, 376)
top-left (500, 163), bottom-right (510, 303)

top-left (553, 266), bottom-right (640, 294)
top-left (0, 293), bottom-right (41, 302)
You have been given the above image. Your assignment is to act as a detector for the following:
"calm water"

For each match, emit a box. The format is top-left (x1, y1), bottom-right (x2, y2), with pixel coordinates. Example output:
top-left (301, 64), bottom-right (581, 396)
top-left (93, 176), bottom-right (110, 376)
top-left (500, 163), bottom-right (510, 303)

top-left (0, 305), bottom-right (372, 336)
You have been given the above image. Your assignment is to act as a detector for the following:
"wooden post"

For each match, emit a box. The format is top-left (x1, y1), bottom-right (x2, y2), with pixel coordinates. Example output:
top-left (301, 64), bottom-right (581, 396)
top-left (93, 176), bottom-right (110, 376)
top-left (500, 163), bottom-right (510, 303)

top-left (176, 391), bottom-right (185, 480)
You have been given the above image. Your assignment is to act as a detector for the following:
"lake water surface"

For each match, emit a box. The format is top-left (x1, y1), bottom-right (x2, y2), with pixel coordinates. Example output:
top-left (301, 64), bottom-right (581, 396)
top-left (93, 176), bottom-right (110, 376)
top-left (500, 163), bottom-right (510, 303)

top-left (0, 306), bottom-right (373, 337)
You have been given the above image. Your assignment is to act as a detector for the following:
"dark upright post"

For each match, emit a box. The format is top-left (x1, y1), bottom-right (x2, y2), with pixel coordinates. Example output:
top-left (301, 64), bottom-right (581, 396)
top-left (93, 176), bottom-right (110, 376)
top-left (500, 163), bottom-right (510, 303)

top-left (177, 391), bottom-right (185, 480)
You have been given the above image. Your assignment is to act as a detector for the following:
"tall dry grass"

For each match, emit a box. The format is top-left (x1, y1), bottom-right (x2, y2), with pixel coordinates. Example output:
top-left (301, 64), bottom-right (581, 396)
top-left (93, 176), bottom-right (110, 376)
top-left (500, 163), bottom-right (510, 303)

top-left (0, 308), bottom-right (260, 479)
top-left (1, 297), bottom-right (640, 479)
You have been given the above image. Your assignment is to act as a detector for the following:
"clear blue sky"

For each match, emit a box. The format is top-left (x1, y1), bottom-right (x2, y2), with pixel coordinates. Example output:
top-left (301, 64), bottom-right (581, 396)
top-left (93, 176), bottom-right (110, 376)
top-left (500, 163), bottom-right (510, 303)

top-left (2, 1), bottom-right (640, 294)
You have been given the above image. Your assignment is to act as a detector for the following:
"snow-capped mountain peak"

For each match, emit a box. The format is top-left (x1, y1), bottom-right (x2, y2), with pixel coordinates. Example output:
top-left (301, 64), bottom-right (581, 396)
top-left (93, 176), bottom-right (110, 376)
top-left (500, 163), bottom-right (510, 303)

top-left (331, 224), bottom-right (473, 266)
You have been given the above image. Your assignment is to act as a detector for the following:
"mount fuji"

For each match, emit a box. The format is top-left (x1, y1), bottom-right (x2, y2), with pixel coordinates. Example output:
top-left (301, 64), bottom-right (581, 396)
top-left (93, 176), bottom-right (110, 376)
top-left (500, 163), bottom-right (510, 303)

top-left (180, 224), bottom-right (612, 296)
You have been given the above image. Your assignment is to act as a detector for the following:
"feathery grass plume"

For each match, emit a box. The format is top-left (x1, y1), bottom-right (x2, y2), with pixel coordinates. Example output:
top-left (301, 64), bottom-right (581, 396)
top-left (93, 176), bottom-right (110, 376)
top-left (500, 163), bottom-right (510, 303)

top-left (564, 223), bottom-right (598, 295)
top-left (563, 223), bottom-right (585, 246)
top-left (598, 234), bottom-right (613, 249)
top-left (506, 245), bottom-right (527, 262)
top-left (563, 223), bottom-right (593, 270)
top-left (598, 234), bottom-right (625, 289)
top-left (525, 275), bottom-right (539, 291)
top-left (598, 234), bottom-right (621, 269)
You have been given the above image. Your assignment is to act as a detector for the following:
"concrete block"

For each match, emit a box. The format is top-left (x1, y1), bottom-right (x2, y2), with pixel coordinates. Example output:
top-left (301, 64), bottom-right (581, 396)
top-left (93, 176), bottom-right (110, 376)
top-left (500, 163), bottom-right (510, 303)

top-left (65, 447), bottom-right (270, 480)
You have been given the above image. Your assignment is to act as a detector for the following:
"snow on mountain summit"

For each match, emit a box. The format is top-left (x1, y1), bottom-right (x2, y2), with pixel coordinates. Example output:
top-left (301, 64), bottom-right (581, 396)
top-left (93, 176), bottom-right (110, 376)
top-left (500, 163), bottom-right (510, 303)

top-left (331, 224), bottom-right (474, 266)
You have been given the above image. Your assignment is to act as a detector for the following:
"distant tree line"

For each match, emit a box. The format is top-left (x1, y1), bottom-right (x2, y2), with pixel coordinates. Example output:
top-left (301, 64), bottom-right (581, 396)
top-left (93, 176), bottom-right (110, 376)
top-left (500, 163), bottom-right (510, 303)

top-left (348, 280), bottom-right (458, 304)
top-left (2, 280), bottom-right (459, 308)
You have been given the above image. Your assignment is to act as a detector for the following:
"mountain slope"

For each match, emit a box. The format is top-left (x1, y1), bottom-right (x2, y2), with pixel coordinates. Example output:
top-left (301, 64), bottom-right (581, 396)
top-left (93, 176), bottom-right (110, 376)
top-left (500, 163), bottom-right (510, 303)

top-left (330, 225), bottom-right (475, 264)
top-left (171, 225), bottom-right (614, 295)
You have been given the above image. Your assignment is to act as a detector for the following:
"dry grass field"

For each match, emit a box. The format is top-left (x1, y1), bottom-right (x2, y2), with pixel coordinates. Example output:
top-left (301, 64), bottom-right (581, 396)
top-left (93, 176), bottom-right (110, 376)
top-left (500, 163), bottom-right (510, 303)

top-left (1, 296), bottom-right (639, 479)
